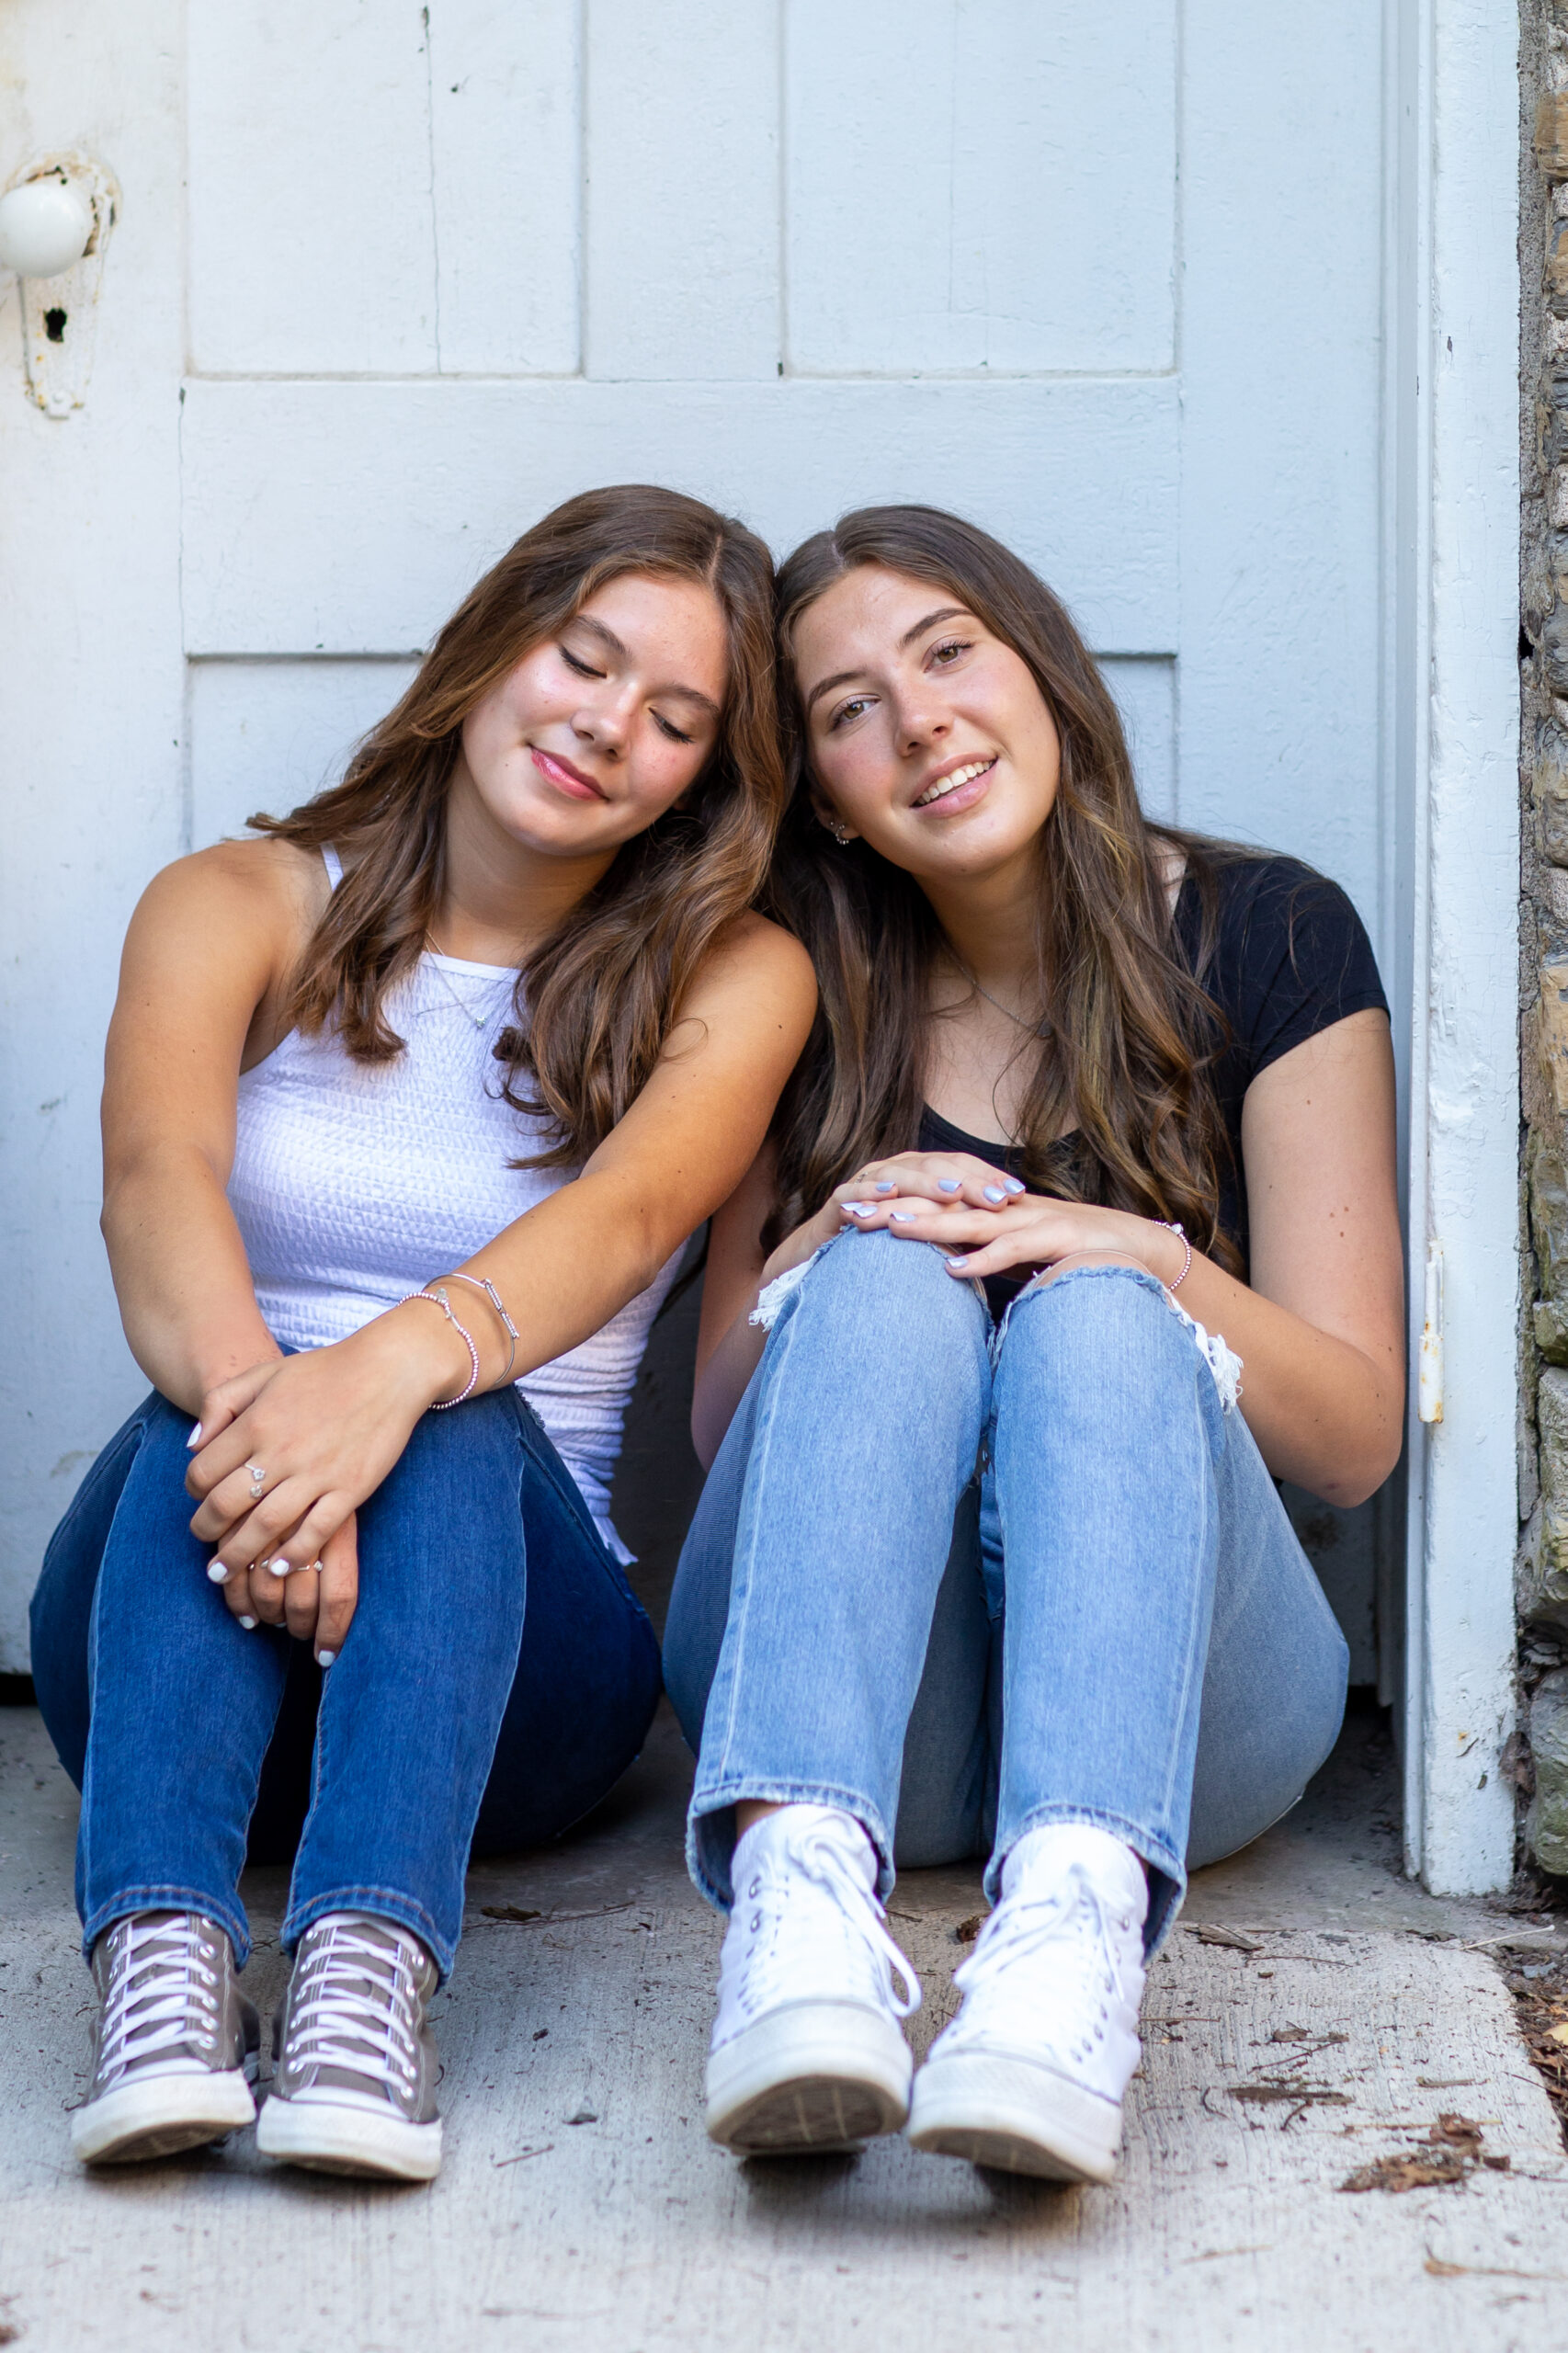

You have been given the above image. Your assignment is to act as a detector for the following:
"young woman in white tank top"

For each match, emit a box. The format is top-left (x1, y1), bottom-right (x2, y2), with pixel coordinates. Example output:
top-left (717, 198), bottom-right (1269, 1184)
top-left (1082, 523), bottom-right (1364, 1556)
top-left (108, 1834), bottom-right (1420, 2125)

top-left (30, 486), bottom-right (816, 2184)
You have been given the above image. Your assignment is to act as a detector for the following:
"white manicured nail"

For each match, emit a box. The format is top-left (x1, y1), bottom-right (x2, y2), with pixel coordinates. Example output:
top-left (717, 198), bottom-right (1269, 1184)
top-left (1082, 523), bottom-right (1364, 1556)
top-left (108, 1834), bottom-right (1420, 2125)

top-left (268, 1559), bottom-right (290, 1579)
top-left (238, 1615), bottom-right (257, 1631)
top-left (317, 1650), bottom-right (336, 1668)
top-left (206, 1560), bottom-right (228, 1584)
top-left (187, 1422), bottom-right (203, 1449)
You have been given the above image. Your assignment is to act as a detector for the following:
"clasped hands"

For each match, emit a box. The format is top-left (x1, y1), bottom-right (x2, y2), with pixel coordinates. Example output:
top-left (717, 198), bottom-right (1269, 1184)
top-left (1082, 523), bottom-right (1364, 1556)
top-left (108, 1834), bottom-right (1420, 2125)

top-left (817, 1151), bottom-right (1187, 1289)
top-left (181, 1302), bottom-right (475, 1658)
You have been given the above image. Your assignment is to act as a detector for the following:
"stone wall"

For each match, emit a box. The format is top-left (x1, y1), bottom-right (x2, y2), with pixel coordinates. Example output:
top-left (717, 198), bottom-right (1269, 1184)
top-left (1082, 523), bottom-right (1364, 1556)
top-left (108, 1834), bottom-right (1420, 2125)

top-left (1518, 0), bottom-right (1568, 1867)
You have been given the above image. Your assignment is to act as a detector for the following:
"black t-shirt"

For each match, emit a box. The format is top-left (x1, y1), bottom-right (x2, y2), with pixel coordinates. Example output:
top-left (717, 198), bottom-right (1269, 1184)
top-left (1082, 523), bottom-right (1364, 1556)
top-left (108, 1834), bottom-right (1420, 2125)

top-left (916, 854), bottom-right (1388, 1296)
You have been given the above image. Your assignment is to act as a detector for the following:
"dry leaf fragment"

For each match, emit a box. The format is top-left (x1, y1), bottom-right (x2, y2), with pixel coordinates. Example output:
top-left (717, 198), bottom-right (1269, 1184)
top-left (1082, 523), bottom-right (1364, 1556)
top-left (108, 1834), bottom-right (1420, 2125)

top-left (1341, 2151), bottom-right (1469, 2192)
top-left (954, 1914), bottom-right (983, 1945)
top-left (1190, 1924), bottom-right (1263, 1952)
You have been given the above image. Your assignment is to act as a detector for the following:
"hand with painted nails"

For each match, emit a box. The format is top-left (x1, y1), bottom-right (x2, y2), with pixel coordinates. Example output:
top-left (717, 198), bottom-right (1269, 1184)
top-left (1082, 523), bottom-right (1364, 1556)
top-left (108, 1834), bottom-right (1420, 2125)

top-left (205, 1511), bottom-right (358, 1661)
top-left (827, 1150), bottom-right (1027, 1230)
top-left (867, 1189), bottom-right (1190, 1290)
top-left (184, 1298), bottom-right (472, 1653)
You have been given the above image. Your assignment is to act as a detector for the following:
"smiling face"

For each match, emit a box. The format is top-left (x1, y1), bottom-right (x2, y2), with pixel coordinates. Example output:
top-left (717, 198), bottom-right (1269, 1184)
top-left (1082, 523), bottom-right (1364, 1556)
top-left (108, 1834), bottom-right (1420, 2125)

top-left (452, 569), bottom-right (730, 865)
top-left (792, 563), bottom-right (1062, 888)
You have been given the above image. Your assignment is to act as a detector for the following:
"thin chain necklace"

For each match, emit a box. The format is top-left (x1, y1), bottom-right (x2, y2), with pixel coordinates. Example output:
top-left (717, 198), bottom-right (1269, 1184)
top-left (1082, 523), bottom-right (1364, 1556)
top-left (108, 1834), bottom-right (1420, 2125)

top-left (949, 954), bottom-right (1049, 1038)
top-left (424, 938), bottom-right (508, 1032)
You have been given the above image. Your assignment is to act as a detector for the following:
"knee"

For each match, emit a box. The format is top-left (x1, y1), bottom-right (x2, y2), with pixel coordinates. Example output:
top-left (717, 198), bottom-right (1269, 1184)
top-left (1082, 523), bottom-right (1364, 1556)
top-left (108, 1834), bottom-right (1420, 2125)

top-left (1003, 1259), bottom-right (1225, 1423)
top-left (1010, 1258), bottom-right (1182, 1366)
top-left (803, 1225), bottom-right (978, 1337)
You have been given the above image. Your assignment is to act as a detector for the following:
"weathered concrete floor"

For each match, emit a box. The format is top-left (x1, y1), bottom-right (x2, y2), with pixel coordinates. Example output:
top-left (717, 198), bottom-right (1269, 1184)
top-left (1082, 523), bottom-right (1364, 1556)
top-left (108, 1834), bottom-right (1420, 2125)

top-left (3, 1697), bottom-right (1567, 2353)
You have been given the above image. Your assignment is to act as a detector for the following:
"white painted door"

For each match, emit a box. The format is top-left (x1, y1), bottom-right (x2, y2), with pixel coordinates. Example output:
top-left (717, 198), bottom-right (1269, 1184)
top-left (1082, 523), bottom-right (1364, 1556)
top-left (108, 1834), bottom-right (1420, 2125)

top-left (1, 3), bottom-right (1389, 1671)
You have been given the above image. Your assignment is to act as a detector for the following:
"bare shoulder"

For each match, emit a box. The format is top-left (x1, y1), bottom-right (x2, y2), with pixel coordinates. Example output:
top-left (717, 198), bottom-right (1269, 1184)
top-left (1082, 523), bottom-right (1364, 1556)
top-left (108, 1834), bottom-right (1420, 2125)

top-left (131, 836), bottom-right (328, 954)
top-left (699, 909), bottom-right (816, 996)
top-left (660, 913), bottom-right (816, 1080)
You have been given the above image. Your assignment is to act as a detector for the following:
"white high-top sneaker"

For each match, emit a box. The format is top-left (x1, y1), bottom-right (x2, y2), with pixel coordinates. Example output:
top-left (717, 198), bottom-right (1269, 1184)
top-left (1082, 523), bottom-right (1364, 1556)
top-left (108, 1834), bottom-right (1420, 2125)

top-left (908, 1824), bottom-right (1148, 2183)
top-left (705, 1804), bottom-right (921, 2154)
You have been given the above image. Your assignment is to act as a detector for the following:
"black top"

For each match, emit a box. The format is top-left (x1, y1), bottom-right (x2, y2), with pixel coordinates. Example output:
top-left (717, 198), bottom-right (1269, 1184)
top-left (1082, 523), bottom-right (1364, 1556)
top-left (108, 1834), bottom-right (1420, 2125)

top-left (916, 854), bottom-right (1388, 1302)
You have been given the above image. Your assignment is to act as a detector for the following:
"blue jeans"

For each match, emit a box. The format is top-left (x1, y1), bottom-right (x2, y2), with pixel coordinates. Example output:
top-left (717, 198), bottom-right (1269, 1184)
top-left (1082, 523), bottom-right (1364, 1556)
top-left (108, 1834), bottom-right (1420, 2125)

top-left (663, 1230), bottom-right (1349, 1950)
top-left (31, 1386), bottom-right (661, 1980)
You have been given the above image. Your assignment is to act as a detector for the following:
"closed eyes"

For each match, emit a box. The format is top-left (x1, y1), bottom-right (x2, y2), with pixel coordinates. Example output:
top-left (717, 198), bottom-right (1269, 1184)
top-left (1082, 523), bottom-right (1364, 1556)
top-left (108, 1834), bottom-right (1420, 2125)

top-left (560, 644), bottom-right (694, 744)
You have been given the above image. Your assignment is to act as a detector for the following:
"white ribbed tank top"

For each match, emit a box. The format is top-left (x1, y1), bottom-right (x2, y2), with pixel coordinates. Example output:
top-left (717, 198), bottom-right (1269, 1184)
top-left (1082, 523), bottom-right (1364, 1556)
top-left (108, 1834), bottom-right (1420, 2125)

top-left (227, 849), bottom-right (683, 1560)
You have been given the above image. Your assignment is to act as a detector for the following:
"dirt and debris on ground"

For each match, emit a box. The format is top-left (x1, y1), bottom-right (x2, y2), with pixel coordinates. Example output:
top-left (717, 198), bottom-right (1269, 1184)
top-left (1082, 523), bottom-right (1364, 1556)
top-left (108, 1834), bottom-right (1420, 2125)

top-left (1504, 1939), bottom-right (1568, 2142)
top-left (6, 1693), bottom-right (1568, 2352)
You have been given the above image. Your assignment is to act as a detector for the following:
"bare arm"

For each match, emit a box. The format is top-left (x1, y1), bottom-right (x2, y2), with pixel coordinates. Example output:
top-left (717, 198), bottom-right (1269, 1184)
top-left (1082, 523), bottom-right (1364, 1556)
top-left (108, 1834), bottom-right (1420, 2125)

top-left (837, 1011), bottom-right (1403, 1506)
top-left (101, 840), bottom-right (330, 1406)
top-left (186, 912), bottom-right (820, 1574)
top-left (703, 1011), bottom-right (1404, 1507)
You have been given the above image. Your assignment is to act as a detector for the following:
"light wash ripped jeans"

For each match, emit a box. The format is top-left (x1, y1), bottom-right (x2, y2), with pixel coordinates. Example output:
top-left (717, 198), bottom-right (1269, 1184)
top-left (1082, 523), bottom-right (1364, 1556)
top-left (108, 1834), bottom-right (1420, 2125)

top-left (663, 1226), bottom-right (1349, 1952)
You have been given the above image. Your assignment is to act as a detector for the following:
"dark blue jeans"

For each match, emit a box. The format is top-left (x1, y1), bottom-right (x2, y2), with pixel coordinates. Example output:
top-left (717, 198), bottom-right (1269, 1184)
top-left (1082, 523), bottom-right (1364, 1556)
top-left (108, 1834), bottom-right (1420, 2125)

top-left (30, 1386), bottom-right (662, 1979)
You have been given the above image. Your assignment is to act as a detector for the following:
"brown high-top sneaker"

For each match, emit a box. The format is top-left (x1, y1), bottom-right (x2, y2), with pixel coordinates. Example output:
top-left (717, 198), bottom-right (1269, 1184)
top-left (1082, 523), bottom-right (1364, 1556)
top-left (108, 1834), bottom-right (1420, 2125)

top-left (257, 1913), bottom-right (442, 2182)
top-left (72, 1911), bottom-right (259, 2165)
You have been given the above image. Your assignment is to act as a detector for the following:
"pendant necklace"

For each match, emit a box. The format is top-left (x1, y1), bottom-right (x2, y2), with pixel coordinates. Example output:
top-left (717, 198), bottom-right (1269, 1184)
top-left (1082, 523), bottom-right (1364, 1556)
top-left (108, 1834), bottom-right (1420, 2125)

top-left (950, 954), bottom-right (1049, 1038)
top-left (425, 939), bottom-right (507, 1033)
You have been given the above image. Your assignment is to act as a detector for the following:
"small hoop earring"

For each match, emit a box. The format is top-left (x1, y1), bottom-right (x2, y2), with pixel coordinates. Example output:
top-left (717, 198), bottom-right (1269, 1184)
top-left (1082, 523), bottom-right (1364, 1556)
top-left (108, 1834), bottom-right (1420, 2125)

top-left (822, 817), bottom-right (853, 846)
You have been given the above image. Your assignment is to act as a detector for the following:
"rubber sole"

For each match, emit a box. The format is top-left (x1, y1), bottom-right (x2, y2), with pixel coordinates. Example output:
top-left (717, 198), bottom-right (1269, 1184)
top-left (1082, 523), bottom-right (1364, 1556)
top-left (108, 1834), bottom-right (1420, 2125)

top-left (706, 2001), bottom-right (913, 2155)
top-left (256, 2093), bottom-right (443, 2182)
top-left (71, 2069), bottom-right (256, 2166)
top-left (908, 2050), bottom-right (1123, 2184)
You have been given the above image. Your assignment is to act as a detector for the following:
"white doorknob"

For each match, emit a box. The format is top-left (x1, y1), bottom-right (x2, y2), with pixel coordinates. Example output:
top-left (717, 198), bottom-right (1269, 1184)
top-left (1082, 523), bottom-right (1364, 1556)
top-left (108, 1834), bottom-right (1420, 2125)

top-left (0, 176), bottom-right (94, 278)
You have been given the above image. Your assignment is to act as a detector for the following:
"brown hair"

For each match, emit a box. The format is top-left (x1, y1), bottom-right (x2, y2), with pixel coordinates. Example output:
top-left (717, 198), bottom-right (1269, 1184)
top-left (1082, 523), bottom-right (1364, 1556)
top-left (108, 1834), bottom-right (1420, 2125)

top-left (765, 504), bottom-right (1244, 1267)
top-left (252, 484), bottom-right (787, 1166)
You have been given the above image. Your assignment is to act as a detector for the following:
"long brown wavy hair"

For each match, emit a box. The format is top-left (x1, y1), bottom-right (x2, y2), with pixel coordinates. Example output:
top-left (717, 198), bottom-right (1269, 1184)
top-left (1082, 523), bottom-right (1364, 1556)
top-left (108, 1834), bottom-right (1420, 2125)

top-left (765, 505), bottom-right (1244, 1268)
top-left (252, 485), bottom-right (787, 1166)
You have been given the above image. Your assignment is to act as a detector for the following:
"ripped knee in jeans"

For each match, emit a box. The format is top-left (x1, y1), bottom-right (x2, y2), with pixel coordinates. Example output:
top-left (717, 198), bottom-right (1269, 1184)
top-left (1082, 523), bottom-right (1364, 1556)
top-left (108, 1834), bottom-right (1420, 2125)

top-left (1017, 1256), bottom-right (1244, 1412)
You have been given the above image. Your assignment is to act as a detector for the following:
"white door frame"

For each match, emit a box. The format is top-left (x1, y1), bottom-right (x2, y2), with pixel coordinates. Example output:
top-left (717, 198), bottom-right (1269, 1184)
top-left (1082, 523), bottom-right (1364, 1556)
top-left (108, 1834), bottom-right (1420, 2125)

top-left (1395, 0), bottom-right (1522, 1892)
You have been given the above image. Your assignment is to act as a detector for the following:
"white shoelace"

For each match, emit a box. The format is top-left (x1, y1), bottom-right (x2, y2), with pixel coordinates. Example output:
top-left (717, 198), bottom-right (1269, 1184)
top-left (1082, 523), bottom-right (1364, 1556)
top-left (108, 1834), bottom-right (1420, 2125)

top-left (729, 1818), bottom-right (922, 2024)
top-left (97, 1914), bottom-right (222, 2082)
top-left (281, 1917), bottom-right (425, 2096)
top-left (946, 1866), bottom-right (1140, 2069)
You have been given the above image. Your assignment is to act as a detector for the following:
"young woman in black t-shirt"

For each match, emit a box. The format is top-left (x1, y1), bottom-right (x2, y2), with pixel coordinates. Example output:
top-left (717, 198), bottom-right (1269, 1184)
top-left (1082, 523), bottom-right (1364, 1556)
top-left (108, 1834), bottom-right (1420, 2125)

top-left (662, 506), bottom-right (1403, 2188)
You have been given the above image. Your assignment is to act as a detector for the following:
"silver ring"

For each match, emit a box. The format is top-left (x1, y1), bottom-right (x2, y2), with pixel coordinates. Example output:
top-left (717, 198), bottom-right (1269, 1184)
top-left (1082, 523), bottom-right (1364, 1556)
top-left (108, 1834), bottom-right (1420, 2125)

top-left (246, 1459), bottom-right (267, 1498)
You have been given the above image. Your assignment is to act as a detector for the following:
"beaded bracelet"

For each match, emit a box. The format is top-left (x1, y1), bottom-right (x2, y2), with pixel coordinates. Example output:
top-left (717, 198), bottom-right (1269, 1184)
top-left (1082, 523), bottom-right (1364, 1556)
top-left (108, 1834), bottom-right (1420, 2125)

top-left (1155, 1221), bottom-right (1192, 1292)
top-left (399, 1286), bottom-right (480, 1407)
top-left (442, 1270), bottom-right (520, 1383)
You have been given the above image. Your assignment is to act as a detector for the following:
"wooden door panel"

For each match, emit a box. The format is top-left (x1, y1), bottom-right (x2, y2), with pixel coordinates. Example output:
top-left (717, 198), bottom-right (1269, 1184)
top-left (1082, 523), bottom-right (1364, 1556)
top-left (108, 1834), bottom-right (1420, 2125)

top-left (429, 0), bottom-right (582, 375)
top-left (786, 0), bottom-right (1177, 377)
top-left (189, 659), bottom-right (420, 851)
top-left (585, 0), bottom-right (780, 381)
top-left (179, 377), bottom-right (1178, 657)
top-left (189, 2), bottom-right (437, 373)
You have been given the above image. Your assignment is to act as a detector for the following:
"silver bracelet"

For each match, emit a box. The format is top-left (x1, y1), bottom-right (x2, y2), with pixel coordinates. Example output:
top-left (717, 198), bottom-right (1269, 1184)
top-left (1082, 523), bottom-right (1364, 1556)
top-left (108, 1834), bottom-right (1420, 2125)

top-left (1155, 1221), bottom-right (1192, 1292)
top-left (442, 1270), bottom-right (520, 1383)
top-left (400, 1287), bottom-right (480, 1407)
